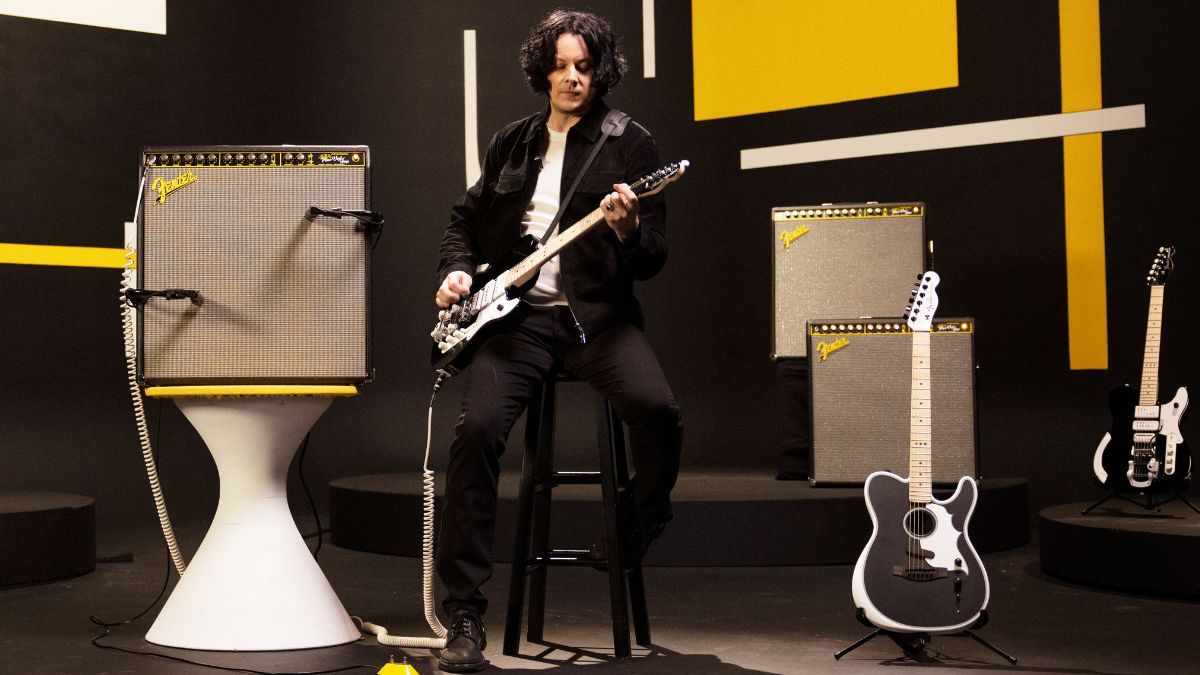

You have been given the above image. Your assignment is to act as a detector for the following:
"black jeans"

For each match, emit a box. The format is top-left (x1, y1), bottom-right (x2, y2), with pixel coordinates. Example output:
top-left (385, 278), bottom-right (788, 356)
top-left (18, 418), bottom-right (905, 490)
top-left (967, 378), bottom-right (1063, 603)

top-left (436, 304), bottom-right (683, 617)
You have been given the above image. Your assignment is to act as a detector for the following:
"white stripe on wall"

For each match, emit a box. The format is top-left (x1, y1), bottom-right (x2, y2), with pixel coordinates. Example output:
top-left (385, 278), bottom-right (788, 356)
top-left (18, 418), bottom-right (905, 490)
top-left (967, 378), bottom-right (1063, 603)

top-left (740, 104), bottom-right (1145, 169)
top-left (0, 0), bottom-right (166, 34)
top-left (643, 0), bottom-right (656, 79)
top-left (464, 29), bottom-right (481, 188)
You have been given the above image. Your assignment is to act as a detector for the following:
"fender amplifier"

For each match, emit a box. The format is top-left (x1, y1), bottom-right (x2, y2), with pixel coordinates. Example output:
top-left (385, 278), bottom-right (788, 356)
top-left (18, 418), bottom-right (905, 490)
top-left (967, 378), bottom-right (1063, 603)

top-left (807, 317), bottom-right (977, 485)
top-left (772, 203), bottom-right (926, 358)
top-left (136, 146), bottom-right (372, 385)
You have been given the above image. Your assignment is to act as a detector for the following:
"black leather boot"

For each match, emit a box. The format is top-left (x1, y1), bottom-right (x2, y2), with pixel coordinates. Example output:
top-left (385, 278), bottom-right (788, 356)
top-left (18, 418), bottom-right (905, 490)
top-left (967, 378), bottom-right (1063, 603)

top-left (438, 610), bottom-right (487, 672)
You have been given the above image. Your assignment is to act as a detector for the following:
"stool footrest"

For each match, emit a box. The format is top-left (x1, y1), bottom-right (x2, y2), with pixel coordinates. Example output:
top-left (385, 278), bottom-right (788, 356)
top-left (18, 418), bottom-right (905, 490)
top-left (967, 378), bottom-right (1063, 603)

top-left (537, 471), bottom-right (602, 486)
top-left (529, 549), bottom-right (609, 568)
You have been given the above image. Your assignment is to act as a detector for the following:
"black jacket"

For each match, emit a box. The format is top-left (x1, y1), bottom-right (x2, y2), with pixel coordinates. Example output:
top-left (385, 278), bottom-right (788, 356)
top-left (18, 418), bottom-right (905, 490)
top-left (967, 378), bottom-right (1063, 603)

top-left (438, 100), bottom-right (667, 337)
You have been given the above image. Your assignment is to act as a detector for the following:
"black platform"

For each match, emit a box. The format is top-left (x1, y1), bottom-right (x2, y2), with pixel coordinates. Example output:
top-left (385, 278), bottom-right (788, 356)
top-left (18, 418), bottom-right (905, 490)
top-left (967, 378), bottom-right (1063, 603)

top-left (0, 491), bottom-right (95, 586)
top-left (1039, 497), bottom-right (1200, 596)
top-left (330, 470), bottom-right (1029, 566)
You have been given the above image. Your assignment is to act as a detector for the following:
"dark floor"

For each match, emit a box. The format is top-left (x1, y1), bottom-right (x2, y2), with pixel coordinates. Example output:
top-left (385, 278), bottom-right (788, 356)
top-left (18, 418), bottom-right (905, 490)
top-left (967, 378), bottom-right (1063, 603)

top-left (2, 520), bottom-right (1195, 675)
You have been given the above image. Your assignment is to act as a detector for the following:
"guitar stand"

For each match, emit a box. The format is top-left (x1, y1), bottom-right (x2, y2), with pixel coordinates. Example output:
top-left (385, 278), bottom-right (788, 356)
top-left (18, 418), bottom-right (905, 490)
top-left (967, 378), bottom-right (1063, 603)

top-left (1081, 490), bottom-right (1200, 515)
top-left (834, 609), bottom-right (1016, 665)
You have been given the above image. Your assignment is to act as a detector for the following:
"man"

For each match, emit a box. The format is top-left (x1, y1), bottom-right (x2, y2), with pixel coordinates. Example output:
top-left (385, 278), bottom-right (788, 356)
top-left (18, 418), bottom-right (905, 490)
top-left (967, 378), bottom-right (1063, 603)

top-left (433, 9), bottom-right (683, 673)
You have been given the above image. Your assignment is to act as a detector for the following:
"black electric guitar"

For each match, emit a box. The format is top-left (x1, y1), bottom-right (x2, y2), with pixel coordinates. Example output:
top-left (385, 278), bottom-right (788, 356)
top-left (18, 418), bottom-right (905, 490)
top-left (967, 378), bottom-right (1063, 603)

top-left (430, 160), bottom-right (689, 375)
top-left (1093, 246), bottom-right (1190, 493)
top-left (851, 271), bottom-right (989, 634)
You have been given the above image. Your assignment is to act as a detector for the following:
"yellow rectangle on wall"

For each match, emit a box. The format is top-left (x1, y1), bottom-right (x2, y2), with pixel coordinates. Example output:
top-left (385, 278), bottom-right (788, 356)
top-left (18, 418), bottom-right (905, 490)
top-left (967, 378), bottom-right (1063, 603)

top-left (692, 0), bottom-right (959, 121)
top-left (1062, 133), bottom-right (1107, 370)
top-left (1059, 0), bottom-right (1107, 370)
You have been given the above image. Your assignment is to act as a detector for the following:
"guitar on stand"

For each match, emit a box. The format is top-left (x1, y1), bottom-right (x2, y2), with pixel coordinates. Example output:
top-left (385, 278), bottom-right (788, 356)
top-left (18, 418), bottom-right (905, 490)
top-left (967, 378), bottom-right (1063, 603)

top-left (1086, 246), bottom-right (1194, 514)
top-left (837, 272), bottom-right (1014, 664)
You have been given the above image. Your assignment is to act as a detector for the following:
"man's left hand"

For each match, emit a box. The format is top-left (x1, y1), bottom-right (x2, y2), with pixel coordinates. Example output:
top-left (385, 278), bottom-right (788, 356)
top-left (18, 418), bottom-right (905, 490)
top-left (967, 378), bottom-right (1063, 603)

top-left (602, 183), bottom-right (639, 243)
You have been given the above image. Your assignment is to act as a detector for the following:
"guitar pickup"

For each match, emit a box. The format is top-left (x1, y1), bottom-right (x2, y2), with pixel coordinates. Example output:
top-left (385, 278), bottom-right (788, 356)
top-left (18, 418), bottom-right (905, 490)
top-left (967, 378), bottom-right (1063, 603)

top-left (1134, 405), bottom-right (1160, 419)
top-left (1132, 433), bottom-right (1156, 444)
top-left (1132, 420), bottom-right (1161, 432)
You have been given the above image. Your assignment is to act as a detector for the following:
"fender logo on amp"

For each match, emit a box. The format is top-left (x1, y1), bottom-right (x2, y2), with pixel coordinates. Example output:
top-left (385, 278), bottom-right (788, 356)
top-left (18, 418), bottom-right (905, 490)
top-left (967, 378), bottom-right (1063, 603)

top-left (779, 224), bottom-right (811, 249)
top-left (815, 337), bottom-right (849, 361)
top-left (151, 171), bottom-right (198, 204)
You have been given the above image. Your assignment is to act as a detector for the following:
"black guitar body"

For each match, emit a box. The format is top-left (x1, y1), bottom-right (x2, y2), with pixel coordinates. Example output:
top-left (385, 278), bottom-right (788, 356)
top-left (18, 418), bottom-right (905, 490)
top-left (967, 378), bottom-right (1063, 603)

top-left (852, 472), bottom-right (989, 634)
top-left (430, 235), bottom-right (541, 375)
top-left (1093, 384), bottom-right (1191, 493)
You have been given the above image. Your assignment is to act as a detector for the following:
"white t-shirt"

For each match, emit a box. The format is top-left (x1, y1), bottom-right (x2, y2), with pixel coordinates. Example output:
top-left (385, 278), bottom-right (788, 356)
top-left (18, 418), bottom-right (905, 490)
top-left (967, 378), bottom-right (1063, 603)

top-left (520, 126), bottom-right (569, 306)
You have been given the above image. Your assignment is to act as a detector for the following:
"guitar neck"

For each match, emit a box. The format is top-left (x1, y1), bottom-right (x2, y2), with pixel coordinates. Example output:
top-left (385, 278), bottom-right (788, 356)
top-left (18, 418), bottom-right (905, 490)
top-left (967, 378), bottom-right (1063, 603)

top-left (503, 207), bottom-right (607, 288)
top-left (1139, 284), bottom-right (1165, 406)
top-left (909, 331), bottom-right (933, 503)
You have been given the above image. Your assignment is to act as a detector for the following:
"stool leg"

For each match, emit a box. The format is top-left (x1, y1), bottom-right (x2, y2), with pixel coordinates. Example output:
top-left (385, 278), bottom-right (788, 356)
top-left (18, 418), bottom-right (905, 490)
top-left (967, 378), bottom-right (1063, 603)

top-left (628, 564), bottom-right (651, 646)
top-left (526, 379), bottom-right (557, 643)
top-left (504, 382), bottom-right (544, 656)
top-left (606, 405), bottom-right (651, 646)
top-left (597, 397), bottom-right (632, 658)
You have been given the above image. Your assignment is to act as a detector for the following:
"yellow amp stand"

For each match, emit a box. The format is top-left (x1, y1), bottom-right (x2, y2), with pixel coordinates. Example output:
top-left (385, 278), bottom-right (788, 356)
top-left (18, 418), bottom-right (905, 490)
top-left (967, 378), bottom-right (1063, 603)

top-left (143, 385), bottom-right (361, 651)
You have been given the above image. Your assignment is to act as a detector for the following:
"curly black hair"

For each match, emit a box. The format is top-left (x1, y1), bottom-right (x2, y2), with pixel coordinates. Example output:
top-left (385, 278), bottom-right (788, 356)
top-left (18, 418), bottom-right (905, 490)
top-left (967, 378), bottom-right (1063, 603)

top-left (519, 9), bottom-right (628, 98)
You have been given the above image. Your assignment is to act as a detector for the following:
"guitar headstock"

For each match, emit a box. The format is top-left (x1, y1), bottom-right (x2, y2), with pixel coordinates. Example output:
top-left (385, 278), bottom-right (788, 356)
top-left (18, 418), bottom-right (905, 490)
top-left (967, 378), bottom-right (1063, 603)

top-left (1147, 246), bottom-right (1175, 286)
top-left (904, 271), bottom-right (940, 332)
top-left (631, 160), bottom-right (689, 198)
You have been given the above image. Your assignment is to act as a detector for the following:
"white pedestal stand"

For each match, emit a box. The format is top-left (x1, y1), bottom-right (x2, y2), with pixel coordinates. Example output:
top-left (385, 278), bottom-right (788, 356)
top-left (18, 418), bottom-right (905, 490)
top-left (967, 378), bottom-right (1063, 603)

top-left (145, 393), bottom-right (359, 650)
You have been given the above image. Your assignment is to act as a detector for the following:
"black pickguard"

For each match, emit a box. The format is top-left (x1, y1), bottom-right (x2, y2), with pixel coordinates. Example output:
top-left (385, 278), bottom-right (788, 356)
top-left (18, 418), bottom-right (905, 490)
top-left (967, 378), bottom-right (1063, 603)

top-left (857, 473), bottom-right (988, 632)
top-left (1096, 384), bottom-right (1191, 493)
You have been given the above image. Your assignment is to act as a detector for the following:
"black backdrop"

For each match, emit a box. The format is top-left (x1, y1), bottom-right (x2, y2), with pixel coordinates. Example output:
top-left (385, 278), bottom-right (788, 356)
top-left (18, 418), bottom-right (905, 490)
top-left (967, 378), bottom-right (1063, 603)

top-left (1, 1), bottom-right (1197, 533)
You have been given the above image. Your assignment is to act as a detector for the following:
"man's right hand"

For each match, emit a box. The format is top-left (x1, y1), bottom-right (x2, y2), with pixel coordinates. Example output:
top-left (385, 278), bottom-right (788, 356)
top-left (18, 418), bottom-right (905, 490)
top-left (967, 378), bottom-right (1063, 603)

top-left (436, 271), bottom-right (473, 309)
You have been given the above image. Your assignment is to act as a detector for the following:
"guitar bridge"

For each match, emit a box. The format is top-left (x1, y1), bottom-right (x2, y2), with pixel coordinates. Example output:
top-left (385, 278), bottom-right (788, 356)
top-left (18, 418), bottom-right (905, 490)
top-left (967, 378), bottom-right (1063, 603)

top-left (892, 565), bottom-right (949, 582)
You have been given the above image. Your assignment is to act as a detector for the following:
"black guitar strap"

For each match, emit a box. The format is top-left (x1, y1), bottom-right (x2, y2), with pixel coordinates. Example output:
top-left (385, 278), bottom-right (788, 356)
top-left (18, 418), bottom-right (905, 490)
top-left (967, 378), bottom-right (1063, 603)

top-left (539, 108), bottom-right (630, 246)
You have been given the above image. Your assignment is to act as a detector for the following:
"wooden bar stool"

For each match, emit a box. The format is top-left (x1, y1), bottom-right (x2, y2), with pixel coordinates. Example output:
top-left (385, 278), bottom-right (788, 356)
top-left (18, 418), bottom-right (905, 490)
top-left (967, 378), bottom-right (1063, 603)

top-left (503, 374), bottom-right (651, 657)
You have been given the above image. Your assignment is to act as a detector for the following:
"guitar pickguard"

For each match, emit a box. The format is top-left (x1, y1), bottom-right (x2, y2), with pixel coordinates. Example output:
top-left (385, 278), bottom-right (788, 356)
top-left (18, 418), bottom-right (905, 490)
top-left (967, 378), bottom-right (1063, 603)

top-left (916, 503), bottom-right (970, 575)
top-left (1161, 387), bottom-right (1189, 476)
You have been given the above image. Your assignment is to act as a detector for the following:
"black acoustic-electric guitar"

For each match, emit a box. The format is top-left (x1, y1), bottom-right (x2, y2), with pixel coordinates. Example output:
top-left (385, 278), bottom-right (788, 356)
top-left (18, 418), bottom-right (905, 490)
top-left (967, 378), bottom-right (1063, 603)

top-left (851, 271), bottom-right (990, 634)
top-left (430, 160), bottom-right (688, 375)
top-left (1093, 246), bottom-right (1190, 493)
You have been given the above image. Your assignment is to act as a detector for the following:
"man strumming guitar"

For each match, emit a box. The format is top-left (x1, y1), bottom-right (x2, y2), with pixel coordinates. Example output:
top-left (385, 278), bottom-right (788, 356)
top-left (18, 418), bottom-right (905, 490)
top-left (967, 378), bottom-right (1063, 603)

top-left (432, 9), bottom-right (682, 672)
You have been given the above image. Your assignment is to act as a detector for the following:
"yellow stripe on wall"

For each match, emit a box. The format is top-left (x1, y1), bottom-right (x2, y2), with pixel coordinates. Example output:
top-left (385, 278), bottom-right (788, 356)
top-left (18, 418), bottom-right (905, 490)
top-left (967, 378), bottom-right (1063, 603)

top-left (692, 0), bottom-right (958, 121)
top-left (0, 243), bottom-right (130, 269)
top-left (1059, 0), bottom-right (1107, 370)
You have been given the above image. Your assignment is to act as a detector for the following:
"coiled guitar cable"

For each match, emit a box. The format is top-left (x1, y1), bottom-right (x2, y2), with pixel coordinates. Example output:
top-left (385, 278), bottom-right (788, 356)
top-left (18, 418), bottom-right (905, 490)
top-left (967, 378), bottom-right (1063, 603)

top-left (355, 374), bottom-right (450, 648)
top-left (122, 175), bottom-right (187, 577)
